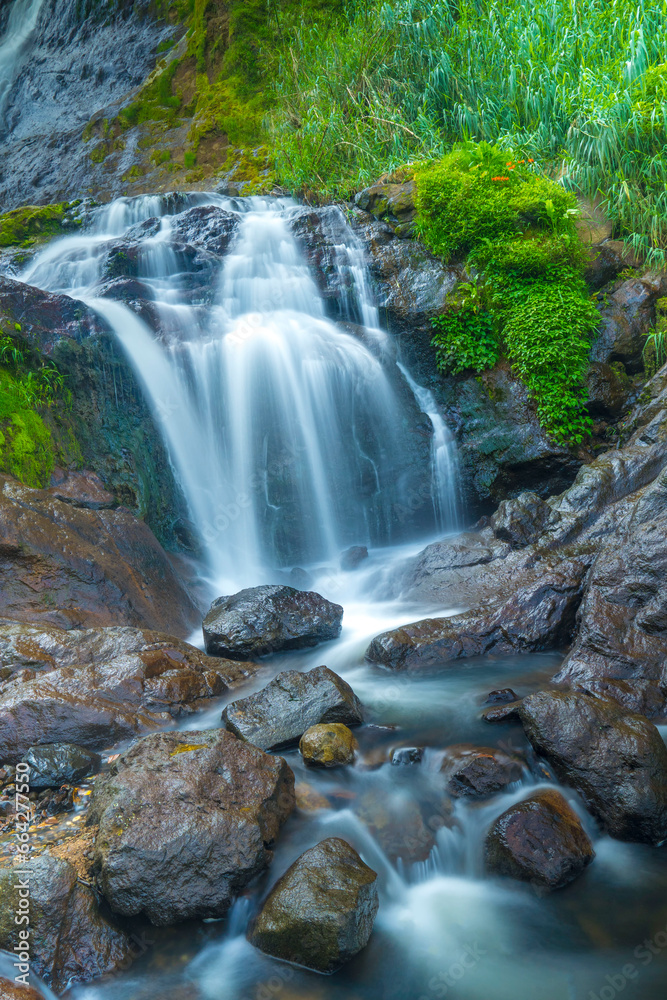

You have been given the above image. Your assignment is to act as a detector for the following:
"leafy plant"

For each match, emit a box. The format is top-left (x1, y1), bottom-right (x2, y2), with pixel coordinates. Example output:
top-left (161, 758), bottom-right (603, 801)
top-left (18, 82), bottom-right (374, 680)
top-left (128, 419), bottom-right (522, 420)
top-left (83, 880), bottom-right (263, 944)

top-left (431, 281), bottom-right (499, 374)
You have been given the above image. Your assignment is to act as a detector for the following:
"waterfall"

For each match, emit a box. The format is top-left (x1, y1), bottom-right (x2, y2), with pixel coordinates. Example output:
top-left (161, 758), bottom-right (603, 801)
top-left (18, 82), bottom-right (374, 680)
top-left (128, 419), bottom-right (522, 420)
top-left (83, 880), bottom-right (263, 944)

top-left (0, 0), bottom-right (44, 123)
top-left (19, 193), bottom-right (459, 586)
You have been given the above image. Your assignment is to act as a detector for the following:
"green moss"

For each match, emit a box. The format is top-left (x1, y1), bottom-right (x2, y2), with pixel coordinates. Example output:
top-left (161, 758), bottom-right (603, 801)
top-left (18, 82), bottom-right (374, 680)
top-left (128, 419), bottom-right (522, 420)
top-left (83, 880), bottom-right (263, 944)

top-left (0, 203), bottom-right (80, 249)
top-left (0, 371), bottom-right (55, 487)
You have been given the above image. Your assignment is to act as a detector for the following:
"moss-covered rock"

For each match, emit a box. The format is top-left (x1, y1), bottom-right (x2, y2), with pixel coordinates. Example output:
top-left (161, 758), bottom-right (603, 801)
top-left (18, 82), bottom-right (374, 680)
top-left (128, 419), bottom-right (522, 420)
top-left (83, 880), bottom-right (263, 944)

top-left (0, 203), bottom-right (81, 249)
top-left (299, 722), bottom-right (358, 767)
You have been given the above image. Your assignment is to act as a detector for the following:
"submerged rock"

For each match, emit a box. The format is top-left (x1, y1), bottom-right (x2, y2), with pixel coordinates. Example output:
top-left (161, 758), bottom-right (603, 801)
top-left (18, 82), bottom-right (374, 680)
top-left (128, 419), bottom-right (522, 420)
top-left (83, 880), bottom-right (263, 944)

top-left (0, 625), bottom-right (259, 762)
top-left (340, 545), bottom-right (369, 570)
top-left (222, 665), bottom-right (363, 750)
top-left (391, 746), bottom-right (424, 766)
top-left (25, 743), bottom-right (101, 788)
top-left (0, 475), bottom-right (199, 634)
top-left (248, 838), bottom-right (379, 973)
top-left (0, 854), bottom-right (132, 992)
top-left (203, 585), bottom-right (343, 659)
top-left (299, 723), bottom-right (358, 768)
top-left (485, 788), bottom-right (595, 889)
top-left (0, 980), bottom-right (47, 999)
top-left (440, 744), bottom-right (524, 798)
top-left (88, 730), bottom-right (295, 925)
top-left (519, 691), bottom-right (667, 844)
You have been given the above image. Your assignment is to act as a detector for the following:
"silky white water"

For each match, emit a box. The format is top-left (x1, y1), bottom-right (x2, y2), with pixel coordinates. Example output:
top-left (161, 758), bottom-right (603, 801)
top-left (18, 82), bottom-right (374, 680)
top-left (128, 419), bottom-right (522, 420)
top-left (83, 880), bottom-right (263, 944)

top-left (21, 193), bottom-right (459, 587)
top-left (0, 0), bottom-right (44, 123)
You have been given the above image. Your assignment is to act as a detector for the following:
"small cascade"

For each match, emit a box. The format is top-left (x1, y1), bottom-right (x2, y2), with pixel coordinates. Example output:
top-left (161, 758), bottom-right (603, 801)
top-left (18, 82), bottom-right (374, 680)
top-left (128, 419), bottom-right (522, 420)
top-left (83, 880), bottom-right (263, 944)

top-left (0, 0), bottom-right (44, 123)
top-left (19, 193), bottom-right (460, 586)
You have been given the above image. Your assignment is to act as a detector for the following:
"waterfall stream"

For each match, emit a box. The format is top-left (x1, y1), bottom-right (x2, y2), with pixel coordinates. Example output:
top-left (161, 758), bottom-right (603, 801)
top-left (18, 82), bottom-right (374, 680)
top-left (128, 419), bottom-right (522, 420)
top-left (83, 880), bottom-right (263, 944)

top-left (21, 193), bottom-right (459, 586)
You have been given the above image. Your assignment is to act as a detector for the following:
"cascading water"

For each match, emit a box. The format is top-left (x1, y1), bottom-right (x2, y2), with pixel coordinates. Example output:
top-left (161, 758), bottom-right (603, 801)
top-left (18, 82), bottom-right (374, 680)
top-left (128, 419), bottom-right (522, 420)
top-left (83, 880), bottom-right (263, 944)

top-left (0, 0), bottom-right (44, 123)
top-left (21, 193), bottom-right (459, 586)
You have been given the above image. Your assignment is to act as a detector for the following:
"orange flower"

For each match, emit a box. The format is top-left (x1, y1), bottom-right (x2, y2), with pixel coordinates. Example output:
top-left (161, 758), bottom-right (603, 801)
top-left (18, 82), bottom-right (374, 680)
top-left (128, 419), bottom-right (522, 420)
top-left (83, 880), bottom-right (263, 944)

top-left (528, 157), bottom-right (534, 163)
top-left (491, 176), bottom-right (510, 181)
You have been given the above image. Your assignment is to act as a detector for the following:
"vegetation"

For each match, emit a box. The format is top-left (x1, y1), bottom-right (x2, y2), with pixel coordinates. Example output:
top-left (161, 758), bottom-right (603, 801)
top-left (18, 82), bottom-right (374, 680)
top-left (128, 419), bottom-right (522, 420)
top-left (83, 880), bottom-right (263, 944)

top-left (0, 203), bottom-right (81, 248)
top-left (427, 144), bottom-right (599, 443)
top-left (0, 331), bottom-right (71, 487)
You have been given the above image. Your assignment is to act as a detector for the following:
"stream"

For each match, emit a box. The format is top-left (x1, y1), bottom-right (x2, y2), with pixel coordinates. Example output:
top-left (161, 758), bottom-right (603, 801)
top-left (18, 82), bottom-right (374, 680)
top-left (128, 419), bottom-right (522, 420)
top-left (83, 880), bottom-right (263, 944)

top-left (6, 193), bottom-right (667, 998)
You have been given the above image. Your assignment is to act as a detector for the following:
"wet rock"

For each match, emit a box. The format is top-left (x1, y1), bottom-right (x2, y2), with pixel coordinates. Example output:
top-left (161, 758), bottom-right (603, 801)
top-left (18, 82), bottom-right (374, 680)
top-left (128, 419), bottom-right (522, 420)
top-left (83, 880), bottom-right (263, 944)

top-left (222, 665), bottom-right (363, 750)
top-left (48, 468), bottom-right (116, 509)
top-left (340, 545), bottom-right (369, 570)
top-left (248, 838), bottom-right (379, 973)
top-left (288, 566), bottom-right (313, 590)
top-left (0, 475), bottom-right (199, 634)
top-left (519, 691), bottom-right (667, 844)
top-left (485, 788), bottom-right (595, 889)
top-left (295, 782), bottom-right (331, 812)
top-left (0, 979), bottom-right (47, 1000)
top-left (585, 362), bottom-right (631, 419)
top-left (169, 205), bottom-right (240, 258)
top-left (489, 492), bottom-right (554, 548)
top-left (482, 700), bottom-right (523, 724)
top-left (440, 745), bottom-right (524, 798)
top-left (574, 678), bottom-right (667, 720)
top-left (0, 854), bottom-right (132, 991)
top-left (486, 688), bottom-right (519, 705)
top-left (366, 557), bottom-right (587, 671)
top-left (584, 239), bottom-right (640, 292)
top-left (203, 585), bottom-right (343, 659)
top-left (391, 746), bottom-right (424, 766)
top-left (299, 723), bottom-right (358, 768)
top-left (591, 277), bottom-right (659, 374)
top-left (354, 788), bottom-right (440, 863)
top-left (87, 730), bottom-right (295, 925)
top-left (0, 625), bottom-right (259, 762)
top-left (24, 743), bottom-right (101, 788)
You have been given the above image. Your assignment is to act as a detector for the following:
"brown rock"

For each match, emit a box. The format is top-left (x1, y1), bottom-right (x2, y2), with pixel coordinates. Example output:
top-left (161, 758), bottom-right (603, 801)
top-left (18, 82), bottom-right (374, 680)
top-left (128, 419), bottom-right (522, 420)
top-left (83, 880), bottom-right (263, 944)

top-left (299, 723), bottom-right (358, 768)
top-left (0, 625), bottom-right (260, 762)
top-left (0, 854), bottom-right (132, 991)
top-left (295, 783), bottom-right (331, 812)
top-left (485, 788), bottom-right (595, 889)
top-left (88, 730), bottom-right (295, 925)
top-left (48, 468), bottom-right (116, 509)
top-left (0, 475), bottom-right (199, 634)
top-left (482, 700), bottom-right (523, 724)
top-left (0, 978), bottom-right (46, 999)
top-left (519, 691), bottom-right (667, 844)
top-left (440, 744), bottom-right (524, 798)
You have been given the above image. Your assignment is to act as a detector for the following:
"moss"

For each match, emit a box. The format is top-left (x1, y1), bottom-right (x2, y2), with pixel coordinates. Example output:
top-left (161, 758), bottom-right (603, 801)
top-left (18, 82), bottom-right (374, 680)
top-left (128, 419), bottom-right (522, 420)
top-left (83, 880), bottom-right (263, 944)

top-left (0, 372), bottom-right (55, 487)
top-left (0, 203), bottom-right (80, 249)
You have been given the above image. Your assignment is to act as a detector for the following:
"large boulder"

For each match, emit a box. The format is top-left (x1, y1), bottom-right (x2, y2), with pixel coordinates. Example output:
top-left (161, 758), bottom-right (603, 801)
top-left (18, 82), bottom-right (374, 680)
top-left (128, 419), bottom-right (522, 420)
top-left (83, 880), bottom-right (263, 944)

top-left (0, 625), bottom-right (260, 762)
top-left (222, 665), bottom-right (363, 750)
top-left (25, 743), bottom-right (101, 788)
top-left (87, 730), bottom-right (295, 925)
top-left (248, 838), bottom-right (379, 973)
top-left (0, 476), bottom-right (199, 634)
top-left (0, 854), bottom-right (132, 992)
top-left (203, 585), bottom-right (343, 659)
top-left (440, 744), bottom-right (524, 798)
top-left (485, 788), bottom-right (595, 890)
top-left (519, 691), bottom-right (667, 844)
top-left (366, 557), bottom-right (587, 671)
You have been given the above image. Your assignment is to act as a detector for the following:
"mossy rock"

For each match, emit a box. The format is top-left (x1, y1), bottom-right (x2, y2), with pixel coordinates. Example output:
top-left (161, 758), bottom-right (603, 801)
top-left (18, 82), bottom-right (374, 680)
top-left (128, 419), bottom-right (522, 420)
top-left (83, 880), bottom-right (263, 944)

top-left (0, 203), bottom-right (81, 249)
top-left (299, 722), bottom-right (358, 767)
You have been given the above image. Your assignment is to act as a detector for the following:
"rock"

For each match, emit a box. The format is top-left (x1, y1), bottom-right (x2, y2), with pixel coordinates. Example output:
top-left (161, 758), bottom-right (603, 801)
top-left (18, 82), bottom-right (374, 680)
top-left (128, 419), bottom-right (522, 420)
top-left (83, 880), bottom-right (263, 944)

top-left (222, 665), bottom-right (363, 750)
top-left (0, 979), bottom-right (47, 1000)
top-left (295, 782), bottom-right (331, 812)
top-left (87, 730), bottom-right (295, 925)
top-left (25, 743), bottom-right (101, 788)
top-left (485, 788), bottom-right (595, 889)
top-left (486, 688), bottom-right (519, 705)
top-left (340, 545), bottom-right (369, 571)
top-left (0, 854), bottom-right (132, 991)
top-left (354, 788), bottom-right (440, 863)
top-left (440, 745), bottom-right (524, 798)
top-left (584, 239), bottom-right (640, 291)
top-left (354, 179), bottom-right (417, 237)
top-left (391, 746), bottom-right (424, 766)
top-left (489, 492), bottom-right (554, 548)
top-left (591, 277), bottom-right (659, 374)
top-left (248, 838), bottom-right (379, 973)
top-left (573, 678), bottom-right (667, 720)
top-left (0, 475), bottom-right (199, 634)
top-left (299, 723), bottom-right (358, 768)
top-left (366, 557), bottom-right (587, 671)
top-left (0, 625), bottom-right (260, 762)
top-left (288, 566), bottom-right (313, 590)
top-left (482, 700), bottom-right (523, 724)
top-left (519, 691), bottom-right (667, 844)
top-left (203, 585), bottom-right (343, 660)
top-left (585, 362), bottom-right (631, 419)
top-left (48, 468), bottom-right (116, 509)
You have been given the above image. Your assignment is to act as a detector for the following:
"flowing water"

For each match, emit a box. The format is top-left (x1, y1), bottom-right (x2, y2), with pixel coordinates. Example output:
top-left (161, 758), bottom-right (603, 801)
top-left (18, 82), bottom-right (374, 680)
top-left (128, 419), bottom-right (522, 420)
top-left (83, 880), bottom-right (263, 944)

top-left (5, 194), bottom-right (667, 999)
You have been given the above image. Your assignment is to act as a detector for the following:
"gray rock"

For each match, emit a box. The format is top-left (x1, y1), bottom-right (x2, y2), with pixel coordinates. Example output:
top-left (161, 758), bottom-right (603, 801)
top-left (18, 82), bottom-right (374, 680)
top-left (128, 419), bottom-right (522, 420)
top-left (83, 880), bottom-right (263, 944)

top-left (340, 545), bottom-right (369, 571)
top-left (25, 743), bottom-right (101, 788)
top-left (440, 744), bottom-right (524, 798)
top-left (87, 730), bottom-right (295, 925)
top-left (222, 665), bottom-right (363, 750)
top-left (519, 691), bottom-right (667, 844)
top-left (203, 585), bottom-right (343, 660)
top-left (248, 838), bottom-right (379, 973)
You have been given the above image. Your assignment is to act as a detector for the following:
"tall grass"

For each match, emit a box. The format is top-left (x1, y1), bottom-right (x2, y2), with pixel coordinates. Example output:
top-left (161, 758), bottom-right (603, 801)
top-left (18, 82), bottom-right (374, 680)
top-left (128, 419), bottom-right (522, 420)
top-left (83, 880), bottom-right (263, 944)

top-left (270, 0), bottom-right (667, 248)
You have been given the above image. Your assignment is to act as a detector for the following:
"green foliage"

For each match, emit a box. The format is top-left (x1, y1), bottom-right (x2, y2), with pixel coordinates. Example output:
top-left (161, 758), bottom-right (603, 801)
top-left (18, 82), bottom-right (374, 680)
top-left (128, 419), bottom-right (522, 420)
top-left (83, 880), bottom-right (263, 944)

top-left (643, 297), bottom-right (667, 376)
top-left (0, 203), bottom-right (80, 249)
top-left (426, 143), bottom-right (599, 444)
